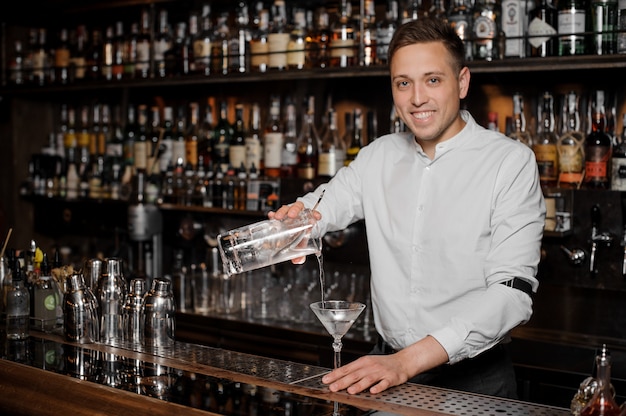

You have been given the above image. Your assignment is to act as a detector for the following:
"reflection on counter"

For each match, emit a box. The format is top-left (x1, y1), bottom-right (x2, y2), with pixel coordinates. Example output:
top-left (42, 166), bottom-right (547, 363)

top-left (2, 333), bottom-right (369, 416)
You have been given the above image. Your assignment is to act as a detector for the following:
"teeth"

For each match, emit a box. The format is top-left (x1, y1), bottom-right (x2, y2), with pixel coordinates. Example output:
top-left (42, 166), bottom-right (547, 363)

top-left (413, 112), bottom-right (432, 120)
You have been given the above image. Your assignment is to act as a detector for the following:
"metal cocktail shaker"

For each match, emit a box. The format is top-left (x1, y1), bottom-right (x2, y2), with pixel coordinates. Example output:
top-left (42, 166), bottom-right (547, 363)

top-left (97, 258), bottom-right (127, 345)
top-left (63, 272), bottom-right (99, 344)
top-left (143, 278), bottom-right (175, 348)
top-left (122, 278), bottom-right (146, 346)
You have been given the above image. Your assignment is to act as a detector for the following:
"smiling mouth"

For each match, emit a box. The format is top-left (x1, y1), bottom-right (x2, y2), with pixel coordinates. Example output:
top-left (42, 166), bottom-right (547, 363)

top-left (411, 111), bottom-right (434, 120)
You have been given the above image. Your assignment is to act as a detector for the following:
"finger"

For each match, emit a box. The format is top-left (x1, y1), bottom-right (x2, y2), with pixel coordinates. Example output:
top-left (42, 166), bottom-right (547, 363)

top-left (292, 256), bottom-right (306, 265)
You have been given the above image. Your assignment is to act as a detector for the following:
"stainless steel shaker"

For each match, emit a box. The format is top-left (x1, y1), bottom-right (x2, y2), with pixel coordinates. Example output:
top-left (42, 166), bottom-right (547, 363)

top-left (97, 258), bottom-right (127, 345)
top-left (63, 271), bottom-right (99, 344)
top-left (83, 258), bottom-right (103, 292)
top-left (122, 278), bottom-right (146, 346)
top-left (143, 278), bottom-right (176, 348)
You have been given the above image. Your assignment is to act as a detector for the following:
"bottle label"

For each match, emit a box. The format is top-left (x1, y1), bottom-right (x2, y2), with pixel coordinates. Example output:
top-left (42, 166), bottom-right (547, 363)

top-left (558, 9), bottom-right (587, 55)
top-left (533, 143), bottom-right (559, 182)
top-left (250, 40), bottom-right (269, 70)
top-left (318, 151), bottom-right (337, 177)
top-left (264, 132), bottom-right (284, 168)
top-left (502, 0), bottom-right (525, 57)
top-left (528, 17), bottom-right (558, 48)
top-left (585, 146), bottom-right (611, 182)
top-left (268, 33), bottom-right (290, 69)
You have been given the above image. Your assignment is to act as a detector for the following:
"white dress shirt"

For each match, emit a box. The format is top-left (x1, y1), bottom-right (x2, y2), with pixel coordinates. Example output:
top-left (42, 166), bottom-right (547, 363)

top-left (299, 111), bottom-right (546, 363)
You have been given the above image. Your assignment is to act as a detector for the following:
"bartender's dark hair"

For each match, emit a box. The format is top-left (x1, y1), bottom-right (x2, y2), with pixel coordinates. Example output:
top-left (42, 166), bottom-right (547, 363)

top-left (388, 17), bottom-right (466, 74)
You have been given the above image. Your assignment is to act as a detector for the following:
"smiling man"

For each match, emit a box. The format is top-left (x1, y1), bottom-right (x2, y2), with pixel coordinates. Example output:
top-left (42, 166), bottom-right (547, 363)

top-left (271, 17), bottom-right (546, 399)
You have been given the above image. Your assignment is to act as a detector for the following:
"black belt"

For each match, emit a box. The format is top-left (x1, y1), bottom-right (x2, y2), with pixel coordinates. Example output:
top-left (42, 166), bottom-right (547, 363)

top-left (500, 278), bottom-right (533, 297)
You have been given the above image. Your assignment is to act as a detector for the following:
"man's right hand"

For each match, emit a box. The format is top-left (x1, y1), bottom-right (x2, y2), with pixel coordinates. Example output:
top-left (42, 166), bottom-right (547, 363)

top-left (269, 201), bottom-right (322, 264)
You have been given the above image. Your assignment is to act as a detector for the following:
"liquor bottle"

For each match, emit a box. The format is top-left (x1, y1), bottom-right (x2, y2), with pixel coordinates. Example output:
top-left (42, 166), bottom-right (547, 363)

top-left (102, 25), bottom-right (115, 81)
top-left (186, 102), bottom-right (200, 170)
top-left (230, 104), bottom-right (247, 172)
top-left (85, 28), bottom-right (102, 82)
top-left (309, 7), bottom-right (332, 68)
top-left (527, 0), bottom-right (558, 57)
top-left (558, 0), bottom-right (587, 56)
top-left (8, 40), bottom-right (25, 85)
top-left (124, 22), bottom-right (138, 79)
top-left (618, 0), bottom-right (626, 53)
top-left (245, 102), bottom-right (263, 173)
top-left (448, 0), bottom-right (474, 61)
top-left (501, 0), bottom-right (526, 58)
top-left (250, 1), bottom-right (270, 73)
top-left (212, 13), bottom-right (230, 75)
top-left (112, 21), bottom-right (125, 80)
top-left (330, 0), bottom-right (357, 68)
top-left (54, 28), bottom-right (71, 84)
top-left (229, 1), bottom-right (251, 74)
top-left (123, 105), bottom-right (137, 174)
top-left (198, 101), bottom-right (215, 171)
top-left (263, 95), bottom-right (284, 178)
top-left (134, 104), bottom-right (149, 173)
top-left (164, 22), bottom-right (190, 77)
top-left (361, 0), bottom-right (378, 66)
top-left (318, 108), bottom-right (341, 178)
top-left (611, 113), bottom-right (626, 191)
top-left (268, 0), bottom-right (290, 71)
top-left (377, 0), bottom-right (399, 66)
top-left (558, 92), bottom-right (586, 189)
top-left (402, 0), bottom-right (427, 22)
top-left (472, 0), bottom-right (500, 61)
top-left (193, 4), bottom-right (213, 76)
top-left (32, 28), bottom-right (49, 86)
top-left (296, 96), bottom-right (320, 180)
top-left (287, 8), bottom-right (307, 70)
top-left (280, 99), bottom-right (298, 178)
top-left (585, 90), bottom-right (613, 189)
top-left (213, 101), bottom-right (233, 173)
top-left (172, 106), bottom-right (188, 168)
top-left (31, 252), bottom-right (60, 332)
top-left (154, 9), bottom-right (173, 78)
top-left (590, 0), bottom-right (618, 55)
top-left (136, 8), bottom-right (152, 79)
top-left (159, 106), bottom-right (175, 173)
top-left (71, 25), bottom-right (88, 82)
top-left (6, 258), bottom-right (30, 340)
top-left (579, 345), bottom-right (622, 416)
top-left (508, 93), bottom-right (533, 147)
top-left (533, 92), bottom-right (559, 189)
top-left (345, 108), bottom-right (363, 166)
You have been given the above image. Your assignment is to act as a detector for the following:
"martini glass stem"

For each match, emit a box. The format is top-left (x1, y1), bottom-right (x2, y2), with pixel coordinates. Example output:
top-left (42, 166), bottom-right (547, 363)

top-left (333, 338), bottom-right (343, 369)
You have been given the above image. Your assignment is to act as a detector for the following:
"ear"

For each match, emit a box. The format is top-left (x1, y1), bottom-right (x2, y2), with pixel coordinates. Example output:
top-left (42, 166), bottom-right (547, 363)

top-left (458, 66), bottom-right (470, 100)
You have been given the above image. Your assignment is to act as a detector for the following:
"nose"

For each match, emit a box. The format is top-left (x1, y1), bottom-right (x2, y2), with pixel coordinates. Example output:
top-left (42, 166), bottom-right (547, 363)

top-left (410, 84), bottom-right (427, 106)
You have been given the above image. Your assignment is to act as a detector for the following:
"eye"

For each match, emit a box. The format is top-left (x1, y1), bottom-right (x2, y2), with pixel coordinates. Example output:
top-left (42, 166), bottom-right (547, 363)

top-left (396, 80), bottom-right (410, 89)
top-left (428, 77), bottom-right (440, 85)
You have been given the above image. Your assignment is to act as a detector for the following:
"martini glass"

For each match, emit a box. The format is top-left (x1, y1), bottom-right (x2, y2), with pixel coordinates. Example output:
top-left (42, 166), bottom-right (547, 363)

top-left (310, 300), bottom-right (366, 369)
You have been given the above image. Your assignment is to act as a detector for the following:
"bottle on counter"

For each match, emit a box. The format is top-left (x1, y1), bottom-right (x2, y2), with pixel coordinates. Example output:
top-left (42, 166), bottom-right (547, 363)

top-left (533, 91), bottom-right (559, 189)
top-left (296, 96), bottom-right (319, 180)
top-left (5, 258), bottom-right (30, 340)
top-left (585, 90), bottom-right (613, 189)
top-left (557, 0), bottom-right (587, 56)
top-left (578, 345), bottom-right (621, 416)
top-left (527, 0), bottom-right (558, 57)
top-left (508, 92), bottom-right (533, 147)
top-left (31, 252), bottom-right (61, 332)
top-left (263, 95), bottom-right (284, 178)
top-left (472, 0), bottom-right (500, 61)
top-left (557, 91), bottom-right (585, 189)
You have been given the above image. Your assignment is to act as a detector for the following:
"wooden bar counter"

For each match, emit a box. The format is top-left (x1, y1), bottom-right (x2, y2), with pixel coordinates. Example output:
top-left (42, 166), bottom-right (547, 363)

top-left (0, 331), bottom-right (570, 416)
